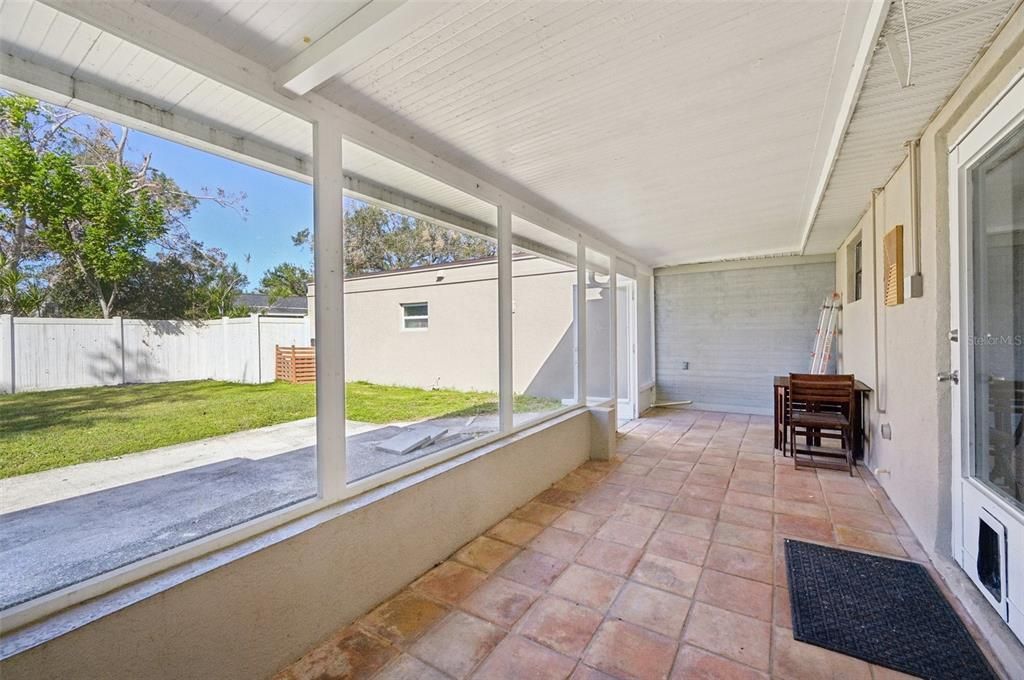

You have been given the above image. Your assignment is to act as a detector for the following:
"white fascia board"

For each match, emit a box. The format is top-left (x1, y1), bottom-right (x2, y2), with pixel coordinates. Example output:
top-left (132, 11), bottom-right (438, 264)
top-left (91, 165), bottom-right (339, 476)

top-left (344, 172), bottom-right (497, 240)
top-left (0, 53), bottom-right (312, 182)
top-left (36, 0), bottom-right (652, 274)
top-left (798, 0), bottom-right (892, 254)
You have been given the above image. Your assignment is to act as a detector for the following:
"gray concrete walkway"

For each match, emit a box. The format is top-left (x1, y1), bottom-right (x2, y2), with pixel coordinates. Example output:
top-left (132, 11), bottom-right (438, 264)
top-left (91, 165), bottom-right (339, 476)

top-left (1, 418), bottom-right (379, 513)
top-left (0, 411), bottom-right (548, 610)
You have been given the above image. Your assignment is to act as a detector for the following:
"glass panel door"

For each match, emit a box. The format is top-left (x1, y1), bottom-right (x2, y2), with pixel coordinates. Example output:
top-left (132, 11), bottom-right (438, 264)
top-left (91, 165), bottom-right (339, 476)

top-left (969, 121), bottom-right (1024, 512)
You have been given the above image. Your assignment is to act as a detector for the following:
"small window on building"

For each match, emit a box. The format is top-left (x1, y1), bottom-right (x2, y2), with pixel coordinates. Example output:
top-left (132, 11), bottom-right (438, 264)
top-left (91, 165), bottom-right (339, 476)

top-left (847, 235), bottom-right (863, 303)
top-left (402, 302), bottom-right (429, 330)
top-left (854, 239), bottom-right (863, 301)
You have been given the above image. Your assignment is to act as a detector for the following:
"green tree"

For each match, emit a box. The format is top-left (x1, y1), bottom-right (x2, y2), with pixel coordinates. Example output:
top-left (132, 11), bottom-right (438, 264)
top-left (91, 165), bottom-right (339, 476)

top-left (290, 201), bottom-right (496, 277)
top-left (259, 262), bottom-right (310, 303)
top-left (33, 154), bottom-right (168, 318)
top-left (190, 247), bottom-right (250, 318)
top-left (0, 252), bottom-right (45, 315)
top-left (45, 242), bottom-right (249, 320)
top-left (0, 93), bottom-right (248, 318)
top-left (0, 95), bottom-right (75, 279)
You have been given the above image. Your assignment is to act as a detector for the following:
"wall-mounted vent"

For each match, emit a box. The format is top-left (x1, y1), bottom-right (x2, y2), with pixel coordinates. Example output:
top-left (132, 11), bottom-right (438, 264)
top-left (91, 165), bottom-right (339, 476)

top-left (883, 225), bottom-right (904, 306)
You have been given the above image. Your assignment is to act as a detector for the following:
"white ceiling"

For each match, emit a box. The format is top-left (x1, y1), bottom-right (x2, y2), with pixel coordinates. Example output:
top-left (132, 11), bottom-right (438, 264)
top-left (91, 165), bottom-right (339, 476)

top-left (52, 0), bottom-right (875, 266)
top-left (2, 0), bottom-right (1017, 268)
top-left (312, 0), bottom-right (872, 266)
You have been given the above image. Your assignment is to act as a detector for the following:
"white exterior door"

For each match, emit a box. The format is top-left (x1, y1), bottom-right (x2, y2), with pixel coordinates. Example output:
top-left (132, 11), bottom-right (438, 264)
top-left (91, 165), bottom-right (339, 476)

top-left (949, 74), bottom-right (1024, 644)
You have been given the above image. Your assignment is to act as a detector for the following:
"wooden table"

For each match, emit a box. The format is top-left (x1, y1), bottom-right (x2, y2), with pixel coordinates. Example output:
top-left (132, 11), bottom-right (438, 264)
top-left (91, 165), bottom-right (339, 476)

top-left (773, 376), bottom-right (872, 459)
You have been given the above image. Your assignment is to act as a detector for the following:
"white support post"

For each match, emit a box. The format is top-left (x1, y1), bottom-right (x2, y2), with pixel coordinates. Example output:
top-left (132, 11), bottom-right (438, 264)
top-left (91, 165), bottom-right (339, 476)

top-left (221, 316), bottom-right (230, 382)
top-left (313, 119), bottom-right (347, 499)
top-left (648, 276), bottom-right (656, 391)
top-left (497, 204), bottom-right (513, 432)
top-left (626, 276), bottom-right (639, 420)
top-left (576, 240), bottom-right (587, 405)
top-left (1, 314), bottom-right (14, 394)
top-left (251, 313), bottom-right (262, 384)
top-left (608, 256), bottom-right (618, 412)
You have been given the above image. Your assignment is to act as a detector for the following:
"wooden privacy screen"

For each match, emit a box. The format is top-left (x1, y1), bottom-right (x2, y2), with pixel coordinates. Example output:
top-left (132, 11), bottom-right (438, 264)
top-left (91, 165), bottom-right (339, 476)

top-left (276, 345), bottom-right (316, 384)
top-left (883, 225), bottom-right (904, 306)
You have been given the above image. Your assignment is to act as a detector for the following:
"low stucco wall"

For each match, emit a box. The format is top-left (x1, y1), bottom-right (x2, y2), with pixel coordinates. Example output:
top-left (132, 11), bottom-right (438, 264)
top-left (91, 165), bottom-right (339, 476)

top-left (0, 411), bottom-right (592, 680)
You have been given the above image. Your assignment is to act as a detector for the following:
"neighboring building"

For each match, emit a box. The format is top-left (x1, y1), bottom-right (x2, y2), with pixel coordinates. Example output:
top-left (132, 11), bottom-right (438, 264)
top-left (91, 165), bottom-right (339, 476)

top-left (308, 255), bottom-right (613, 400)
top-left (234, 293), bottom-right (308, 316)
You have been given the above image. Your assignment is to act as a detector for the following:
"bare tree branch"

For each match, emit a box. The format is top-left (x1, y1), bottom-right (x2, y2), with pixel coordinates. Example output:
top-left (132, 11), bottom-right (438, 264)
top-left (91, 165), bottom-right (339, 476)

top-left (116, 125), bottom-right (128, 165)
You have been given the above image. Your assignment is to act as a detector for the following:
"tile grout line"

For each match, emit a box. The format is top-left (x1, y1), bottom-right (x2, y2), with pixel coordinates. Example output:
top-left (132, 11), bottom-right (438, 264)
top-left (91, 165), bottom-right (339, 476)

top-left (286, 409), bottom-right (995, 680)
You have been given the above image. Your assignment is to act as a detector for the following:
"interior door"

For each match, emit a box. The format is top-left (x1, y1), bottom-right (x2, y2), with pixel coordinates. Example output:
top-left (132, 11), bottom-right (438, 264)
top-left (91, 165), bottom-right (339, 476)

top-left (949, 75), bottom-right (1024, 644)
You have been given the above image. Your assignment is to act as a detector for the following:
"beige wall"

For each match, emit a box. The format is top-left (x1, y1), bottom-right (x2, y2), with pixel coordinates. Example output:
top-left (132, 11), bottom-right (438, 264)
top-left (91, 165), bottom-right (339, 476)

top-left (834, 8), bottom-right (1024, 556)
top-left (310, 256), bottom-right (618, 400)
top-left (311, 257), bottom-right (576, 396)
top-left (0, 411), bottom-right (593, 680)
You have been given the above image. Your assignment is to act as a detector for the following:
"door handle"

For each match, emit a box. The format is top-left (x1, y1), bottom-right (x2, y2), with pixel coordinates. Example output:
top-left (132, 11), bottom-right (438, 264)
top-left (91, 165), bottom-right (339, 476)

top-left (937, 370), bottom-right (960, 384)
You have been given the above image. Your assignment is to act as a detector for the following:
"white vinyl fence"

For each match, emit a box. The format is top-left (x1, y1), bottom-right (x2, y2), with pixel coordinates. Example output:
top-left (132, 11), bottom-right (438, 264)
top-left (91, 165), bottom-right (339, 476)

top-left (0, 314), bottom-right (310, 394)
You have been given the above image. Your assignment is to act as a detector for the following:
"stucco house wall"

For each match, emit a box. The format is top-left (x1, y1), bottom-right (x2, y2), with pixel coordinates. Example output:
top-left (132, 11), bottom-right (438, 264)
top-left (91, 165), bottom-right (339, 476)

top-left (833, 6), bottom-right (1024, 559)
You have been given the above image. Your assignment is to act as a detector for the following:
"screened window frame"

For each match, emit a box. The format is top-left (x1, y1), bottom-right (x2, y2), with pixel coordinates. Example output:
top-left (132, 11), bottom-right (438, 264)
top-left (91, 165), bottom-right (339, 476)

top-left (3, 101), bottom-right (652, 635)
top-left (509, 216), bottom-right (584, 421)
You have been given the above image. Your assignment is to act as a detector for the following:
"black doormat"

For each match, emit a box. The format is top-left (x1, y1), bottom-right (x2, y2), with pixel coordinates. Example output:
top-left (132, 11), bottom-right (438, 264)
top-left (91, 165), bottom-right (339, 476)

top-left (784, 539), bottom-right (998, 680)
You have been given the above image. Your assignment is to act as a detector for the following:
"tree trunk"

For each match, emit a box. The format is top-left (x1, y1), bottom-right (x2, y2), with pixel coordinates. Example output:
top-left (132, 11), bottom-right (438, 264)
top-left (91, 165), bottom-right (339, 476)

top-left (9, 213), bottom-right (27, 272)
top-left (76, 254), bottom-right (113, 319)
top-left (96, 290), bottom-right (111, 319)
top-left (100, 286), bottom-right (118, 319)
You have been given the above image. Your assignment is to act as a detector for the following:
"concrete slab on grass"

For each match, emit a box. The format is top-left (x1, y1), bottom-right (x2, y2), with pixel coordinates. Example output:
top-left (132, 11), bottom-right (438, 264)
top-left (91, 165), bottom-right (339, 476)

top-left (376, 426), bottom-right (448, 454)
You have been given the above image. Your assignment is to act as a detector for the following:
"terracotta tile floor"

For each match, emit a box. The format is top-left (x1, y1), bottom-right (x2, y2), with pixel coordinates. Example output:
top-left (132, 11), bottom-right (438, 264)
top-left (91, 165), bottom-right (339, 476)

top-left (275, 409), bottom-right (1004, 680)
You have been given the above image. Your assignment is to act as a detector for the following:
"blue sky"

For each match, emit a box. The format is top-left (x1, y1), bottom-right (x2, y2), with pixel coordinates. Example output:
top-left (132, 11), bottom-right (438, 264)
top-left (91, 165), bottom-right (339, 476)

top-left (124, 130), bottom-right (314, 288)
top-left (12, 89), bottom-right (378, 291)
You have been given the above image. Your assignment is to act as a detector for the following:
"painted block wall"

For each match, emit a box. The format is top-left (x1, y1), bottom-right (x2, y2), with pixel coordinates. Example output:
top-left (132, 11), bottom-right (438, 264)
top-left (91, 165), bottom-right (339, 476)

top-left (654, 258), bottom-right (836, 415)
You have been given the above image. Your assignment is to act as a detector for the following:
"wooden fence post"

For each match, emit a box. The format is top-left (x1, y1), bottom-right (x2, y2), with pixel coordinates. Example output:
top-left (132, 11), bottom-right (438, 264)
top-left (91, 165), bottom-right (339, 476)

top-left (1, 314), bottom-right (14, 394)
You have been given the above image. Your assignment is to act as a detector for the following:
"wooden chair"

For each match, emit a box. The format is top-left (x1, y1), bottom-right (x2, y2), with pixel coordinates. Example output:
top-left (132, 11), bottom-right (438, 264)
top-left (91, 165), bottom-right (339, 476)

top-left (779, 390), bottom-right (809, 458)
top-left (988, 378), bottom-right (1024, 500)
top-left (787, 373), bottom-right (856, 476)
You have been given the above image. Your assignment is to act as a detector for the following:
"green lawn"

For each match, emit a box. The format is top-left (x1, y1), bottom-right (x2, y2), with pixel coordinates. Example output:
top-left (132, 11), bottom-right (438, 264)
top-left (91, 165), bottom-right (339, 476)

top-left (0, 380), bottom-right (560, 478)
